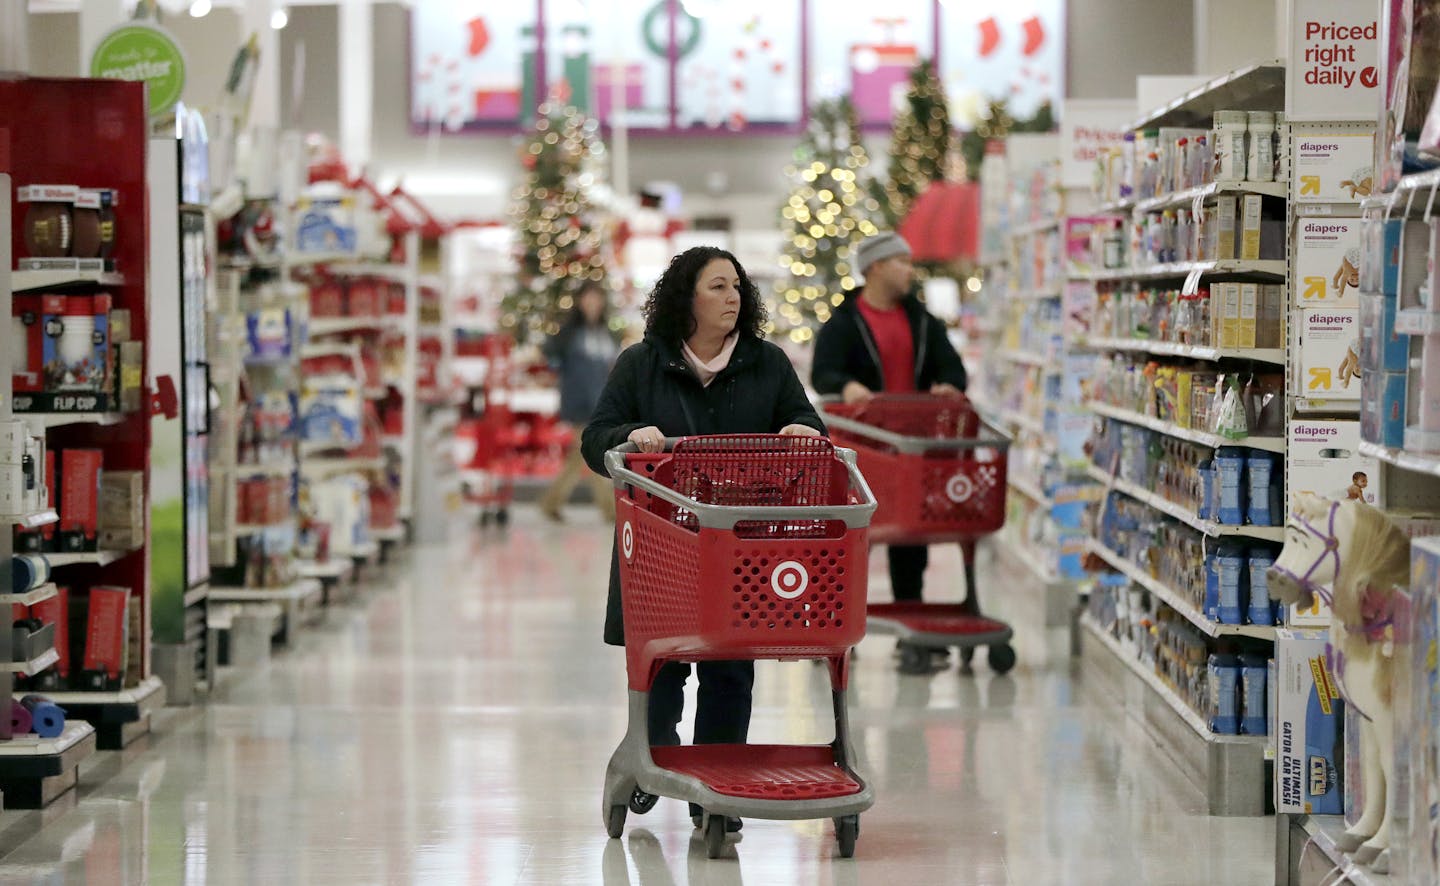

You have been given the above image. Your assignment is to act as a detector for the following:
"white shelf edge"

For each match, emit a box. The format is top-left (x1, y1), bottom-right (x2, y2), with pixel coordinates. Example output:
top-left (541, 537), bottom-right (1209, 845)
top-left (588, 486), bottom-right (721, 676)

top-left (234, 521), bottom-right (295, 535)
top-left (5, 510), bottom-right (58, 529)
top-left (1079, 336), bottom-right (1286, 366)
top-left (1007, 218), bottom-right (1062, 238)
top-left (1080, 614), bottom-right (1267, 745)
top-left (1080, 259), bottom-right (1288, 284)
top-left (1006, 473), bottom-right (1053, 509)
top-left (209, 578), bottom-right (323, 604)
top-left (1088, 400), bottom-right (1287, 453)
top-left (1358, 440), bottom-right (1440, 478)
top-left (11, 269), bottom-right (124, 293)
top-left (42, 549), bottom-right (135, 568)
top-left (10, 582), bottom-right (58, 606)
top-left (1085, 538), bottom-right (1276, 640)
top-left (234, 460), bottom-right (298, 478)
top-left (18, 412), bottom-right (127, 430)
top-left (1128, 59), bottom-right (1286, 131)
top-left (1086, 463), bottom-right (1285, 542)
top-left (1131, 180), bottom-right (1290, 215)
top-left (37, 675), bottom-right (166, 709)
top-left (6, 647), bottom-right (59, 675)
top-left (995, 349), bottom-right (1054, 370)
top-left (0, 721), bottom-right (95, 756)
top-left (1296, 815), bottom-right (1396, 886)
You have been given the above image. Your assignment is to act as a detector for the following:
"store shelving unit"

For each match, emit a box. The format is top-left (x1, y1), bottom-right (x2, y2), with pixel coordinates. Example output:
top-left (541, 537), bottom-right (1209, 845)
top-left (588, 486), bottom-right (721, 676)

top-left (974, 151), bottom-right (1098, 626)
top-left (1072, 62), bottom-right (1296, 818)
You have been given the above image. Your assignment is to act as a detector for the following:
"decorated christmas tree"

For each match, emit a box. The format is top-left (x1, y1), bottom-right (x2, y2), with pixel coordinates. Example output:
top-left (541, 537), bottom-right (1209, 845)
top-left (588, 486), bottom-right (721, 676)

top-left (773, 97), bottom-right (881, 342)
top-left (873, 60), bottom-right (951, 228)
top-left (503, 104), bottom-right (608, 342)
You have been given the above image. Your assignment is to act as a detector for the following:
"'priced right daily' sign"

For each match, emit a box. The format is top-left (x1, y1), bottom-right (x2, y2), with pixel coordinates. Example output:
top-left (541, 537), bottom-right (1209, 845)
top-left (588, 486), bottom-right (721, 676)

top-left (1287, 0), bottom-right (1380, 121)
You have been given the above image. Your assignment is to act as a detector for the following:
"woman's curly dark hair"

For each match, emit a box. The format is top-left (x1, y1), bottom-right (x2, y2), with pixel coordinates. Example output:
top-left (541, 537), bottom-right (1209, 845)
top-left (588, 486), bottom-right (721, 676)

top-left (643, 246), bottom-right (767, 343)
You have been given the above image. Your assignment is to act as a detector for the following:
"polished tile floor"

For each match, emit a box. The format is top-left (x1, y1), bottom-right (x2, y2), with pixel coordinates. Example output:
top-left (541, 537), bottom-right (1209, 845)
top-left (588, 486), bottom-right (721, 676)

top-left (0, 508), bottom-right (1274, 885)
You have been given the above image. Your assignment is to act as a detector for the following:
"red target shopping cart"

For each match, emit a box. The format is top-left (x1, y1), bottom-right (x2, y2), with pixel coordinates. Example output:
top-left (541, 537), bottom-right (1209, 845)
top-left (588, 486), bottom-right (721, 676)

top-left (601, 434), bottom-right (877, 858)
top-left (820, 394), bottom-right (1016, 675)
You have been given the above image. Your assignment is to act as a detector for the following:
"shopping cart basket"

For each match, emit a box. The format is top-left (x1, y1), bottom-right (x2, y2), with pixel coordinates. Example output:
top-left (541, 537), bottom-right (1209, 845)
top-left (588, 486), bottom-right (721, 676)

top-left (820, 394), bottom-right (1017, 675)
top-left (601, 434), bottom-right (877, 858)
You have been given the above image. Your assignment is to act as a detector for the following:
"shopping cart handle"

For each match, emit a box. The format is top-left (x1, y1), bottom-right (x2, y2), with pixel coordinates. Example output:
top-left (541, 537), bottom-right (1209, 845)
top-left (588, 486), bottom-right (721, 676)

top-left (818, 409), bottom-right (1012, 454)
top-left (604, 442), bottom-right (877, 530)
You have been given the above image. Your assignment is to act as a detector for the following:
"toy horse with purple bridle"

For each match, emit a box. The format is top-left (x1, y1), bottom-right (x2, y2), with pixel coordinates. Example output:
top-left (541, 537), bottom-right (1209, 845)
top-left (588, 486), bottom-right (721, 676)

top-left (1267, 492), bottom-right (1411, 872)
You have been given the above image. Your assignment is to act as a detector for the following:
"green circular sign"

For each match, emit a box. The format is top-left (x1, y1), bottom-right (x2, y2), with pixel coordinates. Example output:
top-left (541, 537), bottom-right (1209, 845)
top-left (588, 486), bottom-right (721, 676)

top-left (90, 24), bottom-right (187, 118)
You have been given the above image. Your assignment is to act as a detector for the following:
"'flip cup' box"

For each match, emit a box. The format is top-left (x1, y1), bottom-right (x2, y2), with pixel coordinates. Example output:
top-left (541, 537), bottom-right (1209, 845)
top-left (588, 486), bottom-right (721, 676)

top-left (1276, 628), bottom-right (1346, 815)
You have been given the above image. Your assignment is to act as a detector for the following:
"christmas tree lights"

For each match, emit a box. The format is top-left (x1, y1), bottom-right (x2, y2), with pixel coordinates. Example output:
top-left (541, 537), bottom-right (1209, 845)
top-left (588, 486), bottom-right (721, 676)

top-left (502, 104), bottom-right (609, 341)
top-left (874, 60), bottom-right (951, 228)
top-left (773, 97), bottom-right (879, 342)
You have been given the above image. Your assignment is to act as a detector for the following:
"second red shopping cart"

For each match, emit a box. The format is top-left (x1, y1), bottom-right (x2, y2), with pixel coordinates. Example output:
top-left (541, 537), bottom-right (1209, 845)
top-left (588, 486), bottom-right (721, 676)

top-left (820, 394), bottom-right (1017, 675)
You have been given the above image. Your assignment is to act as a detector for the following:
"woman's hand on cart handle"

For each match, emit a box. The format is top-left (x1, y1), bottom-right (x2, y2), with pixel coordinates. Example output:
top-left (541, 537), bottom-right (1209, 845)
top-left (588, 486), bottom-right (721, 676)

top-left (627, 426), bottom-right (666, 453)
top-left (930, 383), bottom-right (963, 398)
top-left (780, 424), bottom-right (822, 437)
top-left (842, 381), bottom-right (873, 405)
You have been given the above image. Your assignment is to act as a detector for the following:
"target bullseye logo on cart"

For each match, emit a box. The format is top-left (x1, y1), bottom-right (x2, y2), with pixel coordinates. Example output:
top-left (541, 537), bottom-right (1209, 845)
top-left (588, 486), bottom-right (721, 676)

top-left (771, 561), bottom-right (809, 599)
top-left (945, 472), bottom-right (974, 504)
top-left (621, 522), bottom-right (635, 560)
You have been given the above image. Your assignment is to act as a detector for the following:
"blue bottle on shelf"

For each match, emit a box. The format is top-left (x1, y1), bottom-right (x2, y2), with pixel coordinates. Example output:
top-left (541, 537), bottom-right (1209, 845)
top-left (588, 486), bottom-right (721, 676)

top-left (1198, 458), bottom-right (1215, 522)
top-left (1204, 551), bottom-right (1221, 621)
top-left (1247, 549), bottom-right (1276, 626)
top-left (1216, 543), bottom-right (1246, 624)
top-left (1209, 654), bottom-right (1242, 734)
top-left (1240, 655), bottom-right (1268, 735)
top-left (1246, 453), bottom-right (1276, 526)
top-left (1215, 447), bottom-right (1247, 525)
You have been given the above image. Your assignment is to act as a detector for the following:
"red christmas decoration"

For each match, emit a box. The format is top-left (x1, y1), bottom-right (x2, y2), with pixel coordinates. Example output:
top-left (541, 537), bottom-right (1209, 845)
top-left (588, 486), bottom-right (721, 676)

top-left (978, 17), bottom-right (1001, 58)
top-left (468, 17), bottom-right (491, 57)
top-left (1022, 16), bottom-right (1045, 56)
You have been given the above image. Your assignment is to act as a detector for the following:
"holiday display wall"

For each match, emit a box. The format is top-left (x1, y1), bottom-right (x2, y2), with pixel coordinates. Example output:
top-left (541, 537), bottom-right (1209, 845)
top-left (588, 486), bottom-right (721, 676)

top-left (407, 0), bottom-right (1064, 135)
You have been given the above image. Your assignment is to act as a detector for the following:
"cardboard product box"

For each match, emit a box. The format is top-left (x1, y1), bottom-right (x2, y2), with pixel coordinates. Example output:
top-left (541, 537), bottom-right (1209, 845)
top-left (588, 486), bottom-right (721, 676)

top-left (1411, 338), bottom-right (1440, 437)
top-left (310, 280), bottom-right (345, 317)
top-left (1292, 133), bottom-right (1380, 204)
top-left (1238, 283), bottom-right (1259, 348)
top-left (1361, 370), bottom-right (1407, 448)
top-left (81, 586), bottom-right (129, 691)
top-left (109, 307), bottom-right (131, 344)
top-left (118, 341), bottom-right (143, 413)
top-left (246, 307), bottom-right (292, 360)
top-left (1297, 307), bottom-right (1361, 401)
top-left (1294, 218), bottom-right (1363, 307)
top-left (98, 470), bottom-right (144, 549)
top-left (293, 192), bottom-right (358, 255)
top-left (11, 294), bottom-right (45, 395)
top-left (0, 419), bottom-right (27, 465)
top-left (346, 278), bottom-right (381, 317)
top-left (21, 294), bottom-right (114, 413)
top-left (1360, 214), bottom-right (1384, 293)
top-left (1408, 538), bottom-right (1440, 882)
top-left (1221, 283), bottom-right (1241, 348)
top-left (1213, 196), bottom-right (1237, 261)
top-left (58, 449), bottom-right (102, 552)
top-left (1261, 285), bottom-right (1285, 348)
top-left (1062, 282), bottom-right (1097, 340)
top-left (1399, 218), bottom-right (1435, 312)
top-left (1384, 219), bottom-right (1430, 298)
top-left (1275, 628), bottom-right (1346, 815)
top-left (1241, 194), bottom-right (1264, 260)
top-left (1359, 292), bottom-right (1410, 373)
top-left (1288, 419), bottom-right (1381, 625)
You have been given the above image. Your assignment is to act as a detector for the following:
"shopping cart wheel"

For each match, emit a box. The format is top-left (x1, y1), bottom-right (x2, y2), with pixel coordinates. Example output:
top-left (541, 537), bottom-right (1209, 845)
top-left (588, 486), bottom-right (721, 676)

top-left (835, 814), bottom-right (859, 858)
top-left (897, 644), bottom-right (931, 675)
top-left (479, 511), bottom-right (492, 527)
top-left (496, 508), bottom-right (510, 527)
top-left (988, 643), bottom-right (1017, 675)
top-left (606, 804), bottom-right (626, 838)
top-left (629, 787), bottom-right (659, 814)
top-left (704, 814), bottom-right (727, 858)
top-left (958, 647), bottom-right (976, 674)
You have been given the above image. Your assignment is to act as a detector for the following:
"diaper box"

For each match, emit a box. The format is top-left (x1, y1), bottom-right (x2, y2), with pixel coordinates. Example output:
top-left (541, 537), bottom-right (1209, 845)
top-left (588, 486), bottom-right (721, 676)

top-left (1295, 218), bottom-right (1363, 307)
top-left (1296, 307), bottom-right (1361, 401)
top-left (1275, 628), bottom-right (1346, 815)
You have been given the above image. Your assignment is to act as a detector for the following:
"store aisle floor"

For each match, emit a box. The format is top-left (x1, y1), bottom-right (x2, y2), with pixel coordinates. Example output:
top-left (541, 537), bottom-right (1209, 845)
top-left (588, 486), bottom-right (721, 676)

top-left (0, 510), bottom-right (1273, 885)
